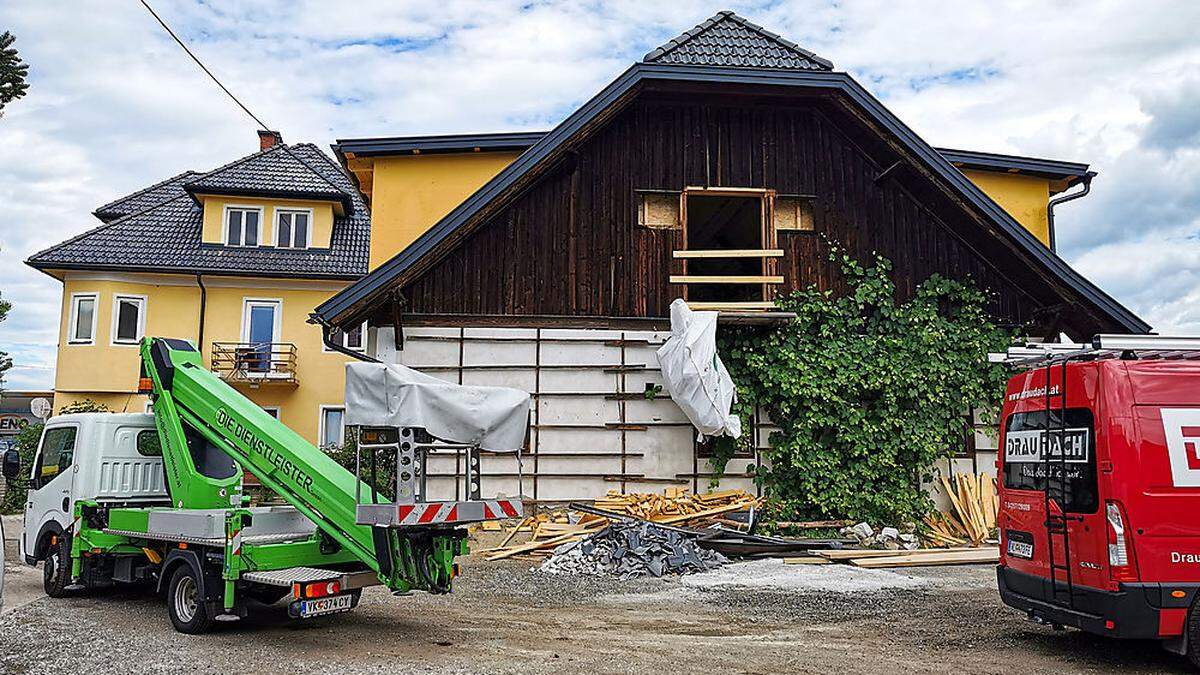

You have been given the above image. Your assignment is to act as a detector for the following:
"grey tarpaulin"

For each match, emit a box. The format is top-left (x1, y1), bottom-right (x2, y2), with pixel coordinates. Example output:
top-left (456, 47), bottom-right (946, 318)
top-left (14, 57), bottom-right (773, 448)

top-left (343, 361), bottom-right (531, 451)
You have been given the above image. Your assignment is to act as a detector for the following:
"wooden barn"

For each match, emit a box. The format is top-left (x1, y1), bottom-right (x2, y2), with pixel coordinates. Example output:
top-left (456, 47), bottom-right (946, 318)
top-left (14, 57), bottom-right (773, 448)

top-left (313, 12), bottom-right (1147, 503)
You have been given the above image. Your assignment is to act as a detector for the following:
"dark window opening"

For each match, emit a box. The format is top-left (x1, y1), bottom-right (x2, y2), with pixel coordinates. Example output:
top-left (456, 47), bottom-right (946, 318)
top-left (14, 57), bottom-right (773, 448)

top-left (1002, 408), bottom-right (1097, 514)
top-left (685, 194), bottom-right (763, 303)
top-left (183, 424), bottom-right (239, 480)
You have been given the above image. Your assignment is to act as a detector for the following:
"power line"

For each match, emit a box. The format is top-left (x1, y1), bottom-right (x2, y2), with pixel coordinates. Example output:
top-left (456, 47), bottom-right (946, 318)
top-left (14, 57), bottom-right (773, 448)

top-left (138, 0), bottom-right (271, 131)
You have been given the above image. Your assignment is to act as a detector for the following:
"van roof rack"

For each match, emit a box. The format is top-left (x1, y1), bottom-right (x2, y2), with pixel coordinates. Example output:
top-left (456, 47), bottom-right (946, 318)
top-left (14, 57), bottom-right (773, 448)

top-left (989, 335), bottom-right (1200, 367)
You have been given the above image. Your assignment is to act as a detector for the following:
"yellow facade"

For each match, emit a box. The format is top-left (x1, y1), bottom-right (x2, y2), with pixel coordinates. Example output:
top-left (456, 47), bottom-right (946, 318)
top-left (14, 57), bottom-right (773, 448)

top-left (363, 152), bottom-right (520, 269)
top-left (50, 272), bottom-right (357, 444)
top-left (960, 170), bottom-right (1059, 246)
top-left (198, 195), bottom-right (337, 249)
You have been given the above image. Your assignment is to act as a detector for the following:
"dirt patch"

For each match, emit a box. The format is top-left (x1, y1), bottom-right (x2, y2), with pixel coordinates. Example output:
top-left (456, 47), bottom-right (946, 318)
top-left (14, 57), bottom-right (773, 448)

top-left (0, 557), bottom-right (1188, 674)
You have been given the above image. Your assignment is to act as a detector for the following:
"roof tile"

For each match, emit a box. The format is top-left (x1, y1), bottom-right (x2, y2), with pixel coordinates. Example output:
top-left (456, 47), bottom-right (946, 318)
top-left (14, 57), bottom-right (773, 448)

top-left (643, 11), bottom-right (832, 71)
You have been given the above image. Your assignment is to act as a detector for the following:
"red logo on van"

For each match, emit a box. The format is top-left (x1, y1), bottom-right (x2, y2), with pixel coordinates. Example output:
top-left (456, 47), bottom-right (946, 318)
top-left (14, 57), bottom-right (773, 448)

top-left (1184, 427), bottom-right (1200, 471)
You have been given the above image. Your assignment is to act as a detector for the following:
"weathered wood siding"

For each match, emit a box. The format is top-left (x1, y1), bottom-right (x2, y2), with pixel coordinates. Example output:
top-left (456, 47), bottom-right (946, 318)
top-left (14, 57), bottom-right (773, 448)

top-left (401, 93), bottom-right (1059, 330)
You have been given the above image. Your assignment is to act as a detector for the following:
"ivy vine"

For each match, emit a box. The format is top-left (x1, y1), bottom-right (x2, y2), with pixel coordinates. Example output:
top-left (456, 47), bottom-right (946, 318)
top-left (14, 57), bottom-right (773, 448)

top-left (716, 247), bottom-right (1012, 524)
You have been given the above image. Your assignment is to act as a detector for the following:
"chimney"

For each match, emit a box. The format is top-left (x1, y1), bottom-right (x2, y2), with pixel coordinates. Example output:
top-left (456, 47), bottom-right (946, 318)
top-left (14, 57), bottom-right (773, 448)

top-left (257, 129), bottom-right (283, 151)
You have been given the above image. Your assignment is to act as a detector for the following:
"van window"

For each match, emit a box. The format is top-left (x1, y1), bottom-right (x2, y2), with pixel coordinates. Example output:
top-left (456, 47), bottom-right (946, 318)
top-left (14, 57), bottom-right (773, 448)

top-left (136, 430), bottom-right (162, 457)
top-left (1002, 408), bottom-right (1098, 513)
top-left (35, 426), bottom-right (77, 488)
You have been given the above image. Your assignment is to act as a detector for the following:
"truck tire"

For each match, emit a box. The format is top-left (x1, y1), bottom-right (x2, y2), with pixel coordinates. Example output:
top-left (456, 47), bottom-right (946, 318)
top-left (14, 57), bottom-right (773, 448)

top-left (42, 534), bottom-right (71, 598)
top-left (167, 565), bottom-right (215, 634)
top-left (1187, 598), bottom-right (1200, 669)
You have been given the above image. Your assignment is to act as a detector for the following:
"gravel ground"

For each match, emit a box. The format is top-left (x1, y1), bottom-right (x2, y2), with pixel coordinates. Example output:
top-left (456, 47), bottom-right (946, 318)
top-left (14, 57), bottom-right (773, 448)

top-left (0, 552), bottom-right (1189, 674)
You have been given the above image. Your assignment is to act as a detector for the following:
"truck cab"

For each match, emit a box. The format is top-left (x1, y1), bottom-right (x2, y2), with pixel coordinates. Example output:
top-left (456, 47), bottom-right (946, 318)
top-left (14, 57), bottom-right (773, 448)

top-left (996, 348), bottom-right (1200, 664)
top-left (18, 413), bottom-right (166, 587)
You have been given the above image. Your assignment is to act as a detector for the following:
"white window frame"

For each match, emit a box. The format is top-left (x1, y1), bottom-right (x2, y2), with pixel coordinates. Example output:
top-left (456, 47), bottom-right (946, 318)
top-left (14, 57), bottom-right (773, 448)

top-left (224, 205), bottom-right (264, 247)
top-left (110, 293), bottom-right (147, 346)
top-left (260, 406), bottom-right (281, 419)
top-left (322, 321), bottom-right (368, 353)
top-left (275, 207), bottom-right (314, 250)
top-left (240, 298), bottom-right (284, 378)
top-left (67, 292), bottom-right (99, 345)
top-left (318, 405), bottom-right (346, 449)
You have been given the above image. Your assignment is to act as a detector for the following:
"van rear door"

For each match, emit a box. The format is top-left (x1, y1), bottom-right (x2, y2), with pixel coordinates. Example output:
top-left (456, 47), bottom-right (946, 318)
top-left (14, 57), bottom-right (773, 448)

top-left (1000, 404), bottom-right (1108, 593)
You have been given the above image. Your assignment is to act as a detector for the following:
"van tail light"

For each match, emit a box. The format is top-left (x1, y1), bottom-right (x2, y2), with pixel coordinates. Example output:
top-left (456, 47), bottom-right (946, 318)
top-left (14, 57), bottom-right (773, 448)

top-left (1106, 500), bottom-right (1139, 582)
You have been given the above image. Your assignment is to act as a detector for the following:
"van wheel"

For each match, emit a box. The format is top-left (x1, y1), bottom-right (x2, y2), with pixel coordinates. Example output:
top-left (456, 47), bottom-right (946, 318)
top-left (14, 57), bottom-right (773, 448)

top-left (43, 533), bottom-right (72, 598)
top-left (167, 566), bottom-right (215, 634)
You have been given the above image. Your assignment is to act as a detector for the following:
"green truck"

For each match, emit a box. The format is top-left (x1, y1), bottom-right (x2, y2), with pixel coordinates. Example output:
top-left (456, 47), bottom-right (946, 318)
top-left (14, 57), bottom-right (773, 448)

top-left (3, 337), bottom-right (525, 632)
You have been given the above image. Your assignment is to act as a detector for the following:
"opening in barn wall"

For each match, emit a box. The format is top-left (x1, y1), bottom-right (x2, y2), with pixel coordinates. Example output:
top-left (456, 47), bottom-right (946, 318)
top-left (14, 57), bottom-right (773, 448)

top-left (683, 193), bottom-right (764, 304)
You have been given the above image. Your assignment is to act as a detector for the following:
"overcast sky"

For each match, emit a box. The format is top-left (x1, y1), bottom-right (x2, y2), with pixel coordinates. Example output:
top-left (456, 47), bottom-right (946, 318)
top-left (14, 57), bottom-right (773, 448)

top-left (2, 1), bottom-right (1199, 391)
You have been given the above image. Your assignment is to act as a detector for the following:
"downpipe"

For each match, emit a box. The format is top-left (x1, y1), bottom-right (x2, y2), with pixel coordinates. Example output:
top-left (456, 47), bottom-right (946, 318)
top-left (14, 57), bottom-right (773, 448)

top-left (1047, 172), bottom-right (1095, 253)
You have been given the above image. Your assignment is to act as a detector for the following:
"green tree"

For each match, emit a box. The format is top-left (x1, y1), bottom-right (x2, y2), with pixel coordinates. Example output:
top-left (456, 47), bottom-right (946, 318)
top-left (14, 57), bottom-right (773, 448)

top-left (718, 247), bottom-right (1012, 525)
top-left (0, 286), bottom-right (10, 390)
top-left (0, 31), bottom-right (29, 115)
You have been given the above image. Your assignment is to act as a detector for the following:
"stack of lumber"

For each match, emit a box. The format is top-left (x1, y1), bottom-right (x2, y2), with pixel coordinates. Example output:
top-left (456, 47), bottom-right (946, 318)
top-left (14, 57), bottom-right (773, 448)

top-left (784, 546), bottom-right (999, 568)
top-left (478, 488), bottom-right (760, 561)
top-left (593, 488), bottom-right (761, 524)
top-left (923, 472), bottom-right (997, 547)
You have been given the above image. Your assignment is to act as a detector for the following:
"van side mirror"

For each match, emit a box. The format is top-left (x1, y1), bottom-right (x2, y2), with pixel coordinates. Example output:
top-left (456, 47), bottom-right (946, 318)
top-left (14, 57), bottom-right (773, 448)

top-left (2, 449), bottom-right (19, 480)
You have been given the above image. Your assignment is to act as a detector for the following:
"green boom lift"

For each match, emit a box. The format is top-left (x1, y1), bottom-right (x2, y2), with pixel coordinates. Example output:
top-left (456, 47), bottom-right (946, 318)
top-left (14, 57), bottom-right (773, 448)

top-left (62, 337), bottom-right (523, 633)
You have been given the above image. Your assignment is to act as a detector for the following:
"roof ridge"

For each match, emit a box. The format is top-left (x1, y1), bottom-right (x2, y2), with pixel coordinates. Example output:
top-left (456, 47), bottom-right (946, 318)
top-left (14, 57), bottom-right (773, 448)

top-left (28, 192), bottom-right (195, 264)
top-left (642, 10), bottom-right (833, 70)
top-left (92, 169), bottom-right (200, 218)
top-left (186, 142), bottom-right (291, 186)
top-left (280, 143), bottom-right (351, 196)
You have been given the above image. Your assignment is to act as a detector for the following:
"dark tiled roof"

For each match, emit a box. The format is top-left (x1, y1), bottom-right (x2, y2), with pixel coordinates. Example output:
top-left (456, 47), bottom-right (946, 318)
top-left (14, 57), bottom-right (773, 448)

top-left (185, 144), bottom-right (353, 212)
top-left (643, 11), bottom-right (833, 71)
top-left (93, 170), bottom-right (199, 222)
top-left (27, 144), bottom-right (369, 279)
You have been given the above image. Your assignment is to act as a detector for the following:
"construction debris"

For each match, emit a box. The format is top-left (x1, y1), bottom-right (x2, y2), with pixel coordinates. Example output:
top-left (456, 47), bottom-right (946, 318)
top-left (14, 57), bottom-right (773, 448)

top-left (923, 472), bottom-right (998, 547)
top-left (838, 522), bottom-right (920, 550)
top-left (538, 520), bottom-right (728, 578)
top-left (479, 488), bottom-right (762, 560)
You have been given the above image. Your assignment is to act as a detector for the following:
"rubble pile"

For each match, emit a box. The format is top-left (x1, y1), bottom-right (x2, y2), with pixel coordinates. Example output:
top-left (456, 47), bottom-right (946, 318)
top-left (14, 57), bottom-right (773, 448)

top-left (538, 521), bottom-right (728, 578)
top-left (839, 522), bottom-right (920, 551)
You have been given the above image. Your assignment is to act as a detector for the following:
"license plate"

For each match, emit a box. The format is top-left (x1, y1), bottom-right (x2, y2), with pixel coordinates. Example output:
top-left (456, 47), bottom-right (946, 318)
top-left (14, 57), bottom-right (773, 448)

top-left (1006, 530), bottom-right (1034, 559)
top-left (298, 593), bottom-right (354, 618)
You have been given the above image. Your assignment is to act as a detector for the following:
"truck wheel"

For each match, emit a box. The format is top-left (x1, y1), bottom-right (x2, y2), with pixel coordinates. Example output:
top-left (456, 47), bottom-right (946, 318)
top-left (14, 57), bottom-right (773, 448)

top-left (167, 566), bottom-right (215, 634)
top-left (1187, 599), bottom-right (1200, 669)
top-left (42, 534), bottom-right (71, 598)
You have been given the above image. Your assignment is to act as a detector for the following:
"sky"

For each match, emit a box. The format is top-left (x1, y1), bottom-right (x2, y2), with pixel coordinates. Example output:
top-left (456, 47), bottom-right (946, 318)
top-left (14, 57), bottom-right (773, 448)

top-left (1, 0), bottom-right (1199, 391)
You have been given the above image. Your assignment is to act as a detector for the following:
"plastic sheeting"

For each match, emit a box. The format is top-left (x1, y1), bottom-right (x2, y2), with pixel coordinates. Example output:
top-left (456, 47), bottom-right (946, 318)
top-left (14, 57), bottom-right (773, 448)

top-left (343, 361), bottom-right (531, 452)
top-left (656, 299), bottom-right (742, 439)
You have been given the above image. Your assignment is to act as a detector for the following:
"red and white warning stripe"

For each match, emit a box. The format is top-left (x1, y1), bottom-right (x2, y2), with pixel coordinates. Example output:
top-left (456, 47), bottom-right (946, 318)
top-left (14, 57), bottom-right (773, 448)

top-left (395, 499), bottom-right (522, 526)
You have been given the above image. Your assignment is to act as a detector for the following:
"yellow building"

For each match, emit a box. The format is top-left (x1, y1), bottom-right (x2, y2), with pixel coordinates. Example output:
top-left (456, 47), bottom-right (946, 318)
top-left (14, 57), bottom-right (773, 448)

top-left (27, 132), bottom-right (369, 445)
top-left (29, 128), bottom-right (1094, 447)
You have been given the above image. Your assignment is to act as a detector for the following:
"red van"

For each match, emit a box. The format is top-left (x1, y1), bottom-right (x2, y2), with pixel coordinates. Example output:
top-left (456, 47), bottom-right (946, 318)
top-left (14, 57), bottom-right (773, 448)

top-left (996, 339), bottom-right (1200, 665)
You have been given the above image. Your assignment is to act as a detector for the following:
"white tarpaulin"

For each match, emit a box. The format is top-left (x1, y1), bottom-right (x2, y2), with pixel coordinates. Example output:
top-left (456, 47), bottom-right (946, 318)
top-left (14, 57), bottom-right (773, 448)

top-left (343, 361), bottom-right (531, 452)
top-left (656, 299), bottom-right (742, 439)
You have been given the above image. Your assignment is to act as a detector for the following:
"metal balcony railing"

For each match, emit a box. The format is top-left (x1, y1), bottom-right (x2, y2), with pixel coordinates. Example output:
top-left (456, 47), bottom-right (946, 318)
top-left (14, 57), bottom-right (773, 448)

top-left (210, 342), bottom-right (298, 385)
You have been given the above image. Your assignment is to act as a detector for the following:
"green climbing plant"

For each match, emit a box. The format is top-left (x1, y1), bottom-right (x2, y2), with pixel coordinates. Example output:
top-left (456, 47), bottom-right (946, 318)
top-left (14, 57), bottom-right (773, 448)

top-left (717, 247), bottom-right (1012, 524)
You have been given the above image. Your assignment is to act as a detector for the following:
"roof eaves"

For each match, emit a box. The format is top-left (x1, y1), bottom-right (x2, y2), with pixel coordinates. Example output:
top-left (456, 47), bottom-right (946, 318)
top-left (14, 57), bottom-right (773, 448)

top-left (937, 147), bottom-right (1091, 179)
top-left (332, 131), bottom-right (548, 157)
top-left (314, 63), bottom-right (1147, 334)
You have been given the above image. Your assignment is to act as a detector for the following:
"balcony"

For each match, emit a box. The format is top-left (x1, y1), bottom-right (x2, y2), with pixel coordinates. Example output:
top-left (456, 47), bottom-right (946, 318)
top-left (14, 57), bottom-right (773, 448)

top-left (210, 342), bottom-right (298, 386)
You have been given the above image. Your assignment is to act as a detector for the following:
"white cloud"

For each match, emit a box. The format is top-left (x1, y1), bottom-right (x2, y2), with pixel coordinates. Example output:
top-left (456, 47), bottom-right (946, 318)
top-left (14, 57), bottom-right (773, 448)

top-left (1, 0), bottom-right (1198, 390)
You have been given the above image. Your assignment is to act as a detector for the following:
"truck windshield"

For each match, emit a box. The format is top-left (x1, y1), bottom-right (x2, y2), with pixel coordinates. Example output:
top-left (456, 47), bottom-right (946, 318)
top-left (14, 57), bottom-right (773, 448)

top-left (1002, 407), bottom-right (1098, 513)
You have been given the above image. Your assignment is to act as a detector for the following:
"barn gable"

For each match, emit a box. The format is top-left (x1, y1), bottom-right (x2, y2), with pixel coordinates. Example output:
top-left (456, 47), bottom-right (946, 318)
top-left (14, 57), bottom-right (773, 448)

top-left (314, 12), bottom-right (1146, 339)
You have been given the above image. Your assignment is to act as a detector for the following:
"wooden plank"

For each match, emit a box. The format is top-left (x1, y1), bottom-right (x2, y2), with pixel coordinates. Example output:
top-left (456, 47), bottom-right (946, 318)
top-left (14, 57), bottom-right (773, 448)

top-left (669, 275), bottom-right (784, 284)
top-left (685, 301), bottom-right (777, 311)
top-left (849, 548), bottom-right (1000, 569)
top-left (815, 547), bottom-right (979, 561)
top-left (782, 556), bottom-right (834, 565)
top-left (673, 249), bottom-right (785, 259)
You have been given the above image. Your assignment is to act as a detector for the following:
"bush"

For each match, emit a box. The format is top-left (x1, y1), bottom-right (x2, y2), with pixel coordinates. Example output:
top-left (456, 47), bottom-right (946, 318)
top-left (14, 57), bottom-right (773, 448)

top-left (719, 247), bottom-right (1011, 524)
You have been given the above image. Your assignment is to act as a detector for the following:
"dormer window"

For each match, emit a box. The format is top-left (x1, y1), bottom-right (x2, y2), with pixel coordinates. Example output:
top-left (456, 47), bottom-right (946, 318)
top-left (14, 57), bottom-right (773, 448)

top-left (225, 206), bottom-right (261, 247)
top-left (276, 209), bottom-right (311, 249)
